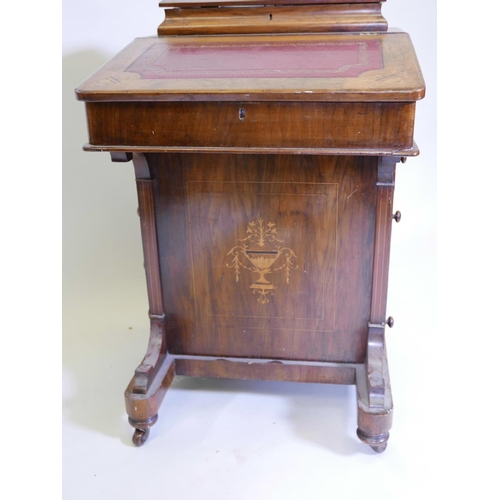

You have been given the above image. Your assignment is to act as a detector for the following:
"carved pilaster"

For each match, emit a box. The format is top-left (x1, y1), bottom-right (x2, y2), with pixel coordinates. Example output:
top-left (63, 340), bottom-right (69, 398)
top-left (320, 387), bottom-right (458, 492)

top-left (355, 156), bottom-right (400, 452)
top-left (370, 156), bottom-right (396, 324)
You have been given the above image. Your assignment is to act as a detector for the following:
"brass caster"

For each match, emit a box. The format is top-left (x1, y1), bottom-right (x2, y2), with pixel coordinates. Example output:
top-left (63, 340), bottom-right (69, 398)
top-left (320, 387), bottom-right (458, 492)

top-left (132, 427), bottom-right (150, 447)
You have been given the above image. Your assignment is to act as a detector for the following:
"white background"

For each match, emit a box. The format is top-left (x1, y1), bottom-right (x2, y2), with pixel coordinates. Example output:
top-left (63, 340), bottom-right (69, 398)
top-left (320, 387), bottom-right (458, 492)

top-left (5, 0), bottom-right (497, 498)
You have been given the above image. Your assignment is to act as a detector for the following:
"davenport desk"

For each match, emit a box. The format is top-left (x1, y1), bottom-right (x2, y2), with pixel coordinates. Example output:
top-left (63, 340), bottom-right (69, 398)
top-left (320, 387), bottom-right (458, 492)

top-left (76, 0), bottom-right (425, 452)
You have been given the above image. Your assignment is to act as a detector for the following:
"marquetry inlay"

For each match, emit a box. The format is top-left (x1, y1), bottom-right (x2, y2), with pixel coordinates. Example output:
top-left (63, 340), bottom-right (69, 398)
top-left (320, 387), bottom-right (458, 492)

top-left (226, 218), bottom-right (298, 304)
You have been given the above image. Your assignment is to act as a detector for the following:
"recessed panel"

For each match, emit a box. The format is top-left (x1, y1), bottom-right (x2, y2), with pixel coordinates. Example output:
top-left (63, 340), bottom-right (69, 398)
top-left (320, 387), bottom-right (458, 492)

top-left (186, 181), bottom-right (338, 329)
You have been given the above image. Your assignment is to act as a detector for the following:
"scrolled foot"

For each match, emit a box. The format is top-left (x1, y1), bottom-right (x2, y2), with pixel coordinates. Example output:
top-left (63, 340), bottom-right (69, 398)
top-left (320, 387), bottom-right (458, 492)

top-left (356, 428), bottom-right (390, 453)
top-left (132, 427), bottom-right (150, 446)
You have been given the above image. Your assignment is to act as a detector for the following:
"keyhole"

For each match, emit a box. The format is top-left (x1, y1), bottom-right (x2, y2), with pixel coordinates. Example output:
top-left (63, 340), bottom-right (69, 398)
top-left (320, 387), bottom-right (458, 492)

top-left (269, 14), bottom-right (273, 20)
top-left (239, 108), bottom-right (245, 120)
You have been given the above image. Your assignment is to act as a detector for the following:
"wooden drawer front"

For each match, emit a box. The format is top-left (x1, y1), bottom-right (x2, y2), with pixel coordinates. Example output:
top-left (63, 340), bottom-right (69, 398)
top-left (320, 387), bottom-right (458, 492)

top-left (86, 101), bottom-right (415, 151)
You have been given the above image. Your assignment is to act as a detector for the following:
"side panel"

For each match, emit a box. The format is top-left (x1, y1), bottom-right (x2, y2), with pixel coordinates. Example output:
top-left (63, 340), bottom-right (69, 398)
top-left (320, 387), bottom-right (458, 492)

top-left (150, 153), bottom-right (377, 363)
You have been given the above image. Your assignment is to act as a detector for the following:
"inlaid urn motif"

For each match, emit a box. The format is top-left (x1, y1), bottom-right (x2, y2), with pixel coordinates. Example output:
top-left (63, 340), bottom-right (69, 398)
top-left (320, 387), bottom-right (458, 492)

top-left (226, 219), bottom-right (298, 304)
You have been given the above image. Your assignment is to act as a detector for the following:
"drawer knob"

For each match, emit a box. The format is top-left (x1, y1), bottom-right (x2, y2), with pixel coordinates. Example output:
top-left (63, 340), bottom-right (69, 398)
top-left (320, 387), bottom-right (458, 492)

top-left (386, 317), bottom-right (394, 328)
top-left (393, 211), bottom-right (401, 223)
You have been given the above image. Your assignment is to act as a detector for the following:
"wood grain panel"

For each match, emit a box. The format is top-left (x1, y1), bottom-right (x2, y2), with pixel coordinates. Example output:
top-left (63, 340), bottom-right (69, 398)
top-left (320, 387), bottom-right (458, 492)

top-left (175, 358), bottom-right (357, 384)
top-left (149, 153), bottom-right (377, 363)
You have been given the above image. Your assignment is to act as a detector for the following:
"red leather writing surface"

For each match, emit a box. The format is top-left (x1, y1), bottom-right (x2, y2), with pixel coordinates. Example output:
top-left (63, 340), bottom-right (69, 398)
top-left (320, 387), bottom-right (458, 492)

top-left (126, 40), bottom-right (383, 79)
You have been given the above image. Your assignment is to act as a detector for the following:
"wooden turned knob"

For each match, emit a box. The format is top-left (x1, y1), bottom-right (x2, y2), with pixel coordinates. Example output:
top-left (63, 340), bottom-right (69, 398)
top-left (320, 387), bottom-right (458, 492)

top-left (393, 211), bottom-right (401, 223)
top-left (387, 317), bottom-right (394, 328)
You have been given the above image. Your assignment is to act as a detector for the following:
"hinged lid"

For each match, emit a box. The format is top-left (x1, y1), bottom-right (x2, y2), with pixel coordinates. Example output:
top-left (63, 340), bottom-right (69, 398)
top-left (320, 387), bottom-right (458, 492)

top-left (75, 32), bottom-right (425, 103)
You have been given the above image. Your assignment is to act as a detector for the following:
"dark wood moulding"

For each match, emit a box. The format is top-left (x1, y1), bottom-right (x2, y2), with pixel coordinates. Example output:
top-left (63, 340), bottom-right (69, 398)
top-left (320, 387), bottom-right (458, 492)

top-left (158, 4), bottom-right (388, 35)
top-left (87, 143), bottom-right (419, 157)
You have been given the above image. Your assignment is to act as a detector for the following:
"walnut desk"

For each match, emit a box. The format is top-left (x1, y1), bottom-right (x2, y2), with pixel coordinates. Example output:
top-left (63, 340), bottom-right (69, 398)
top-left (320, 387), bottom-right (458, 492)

top-left (76, 0), bottom-right (425, 452)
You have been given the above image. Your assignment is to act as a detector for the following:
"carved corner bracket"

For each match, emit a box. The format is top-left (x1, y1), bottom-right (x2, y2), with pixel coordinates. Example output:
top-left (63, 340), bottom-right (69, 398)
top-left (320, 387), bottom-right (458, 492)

top-left (132, 314), bottom-right (168, 395)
